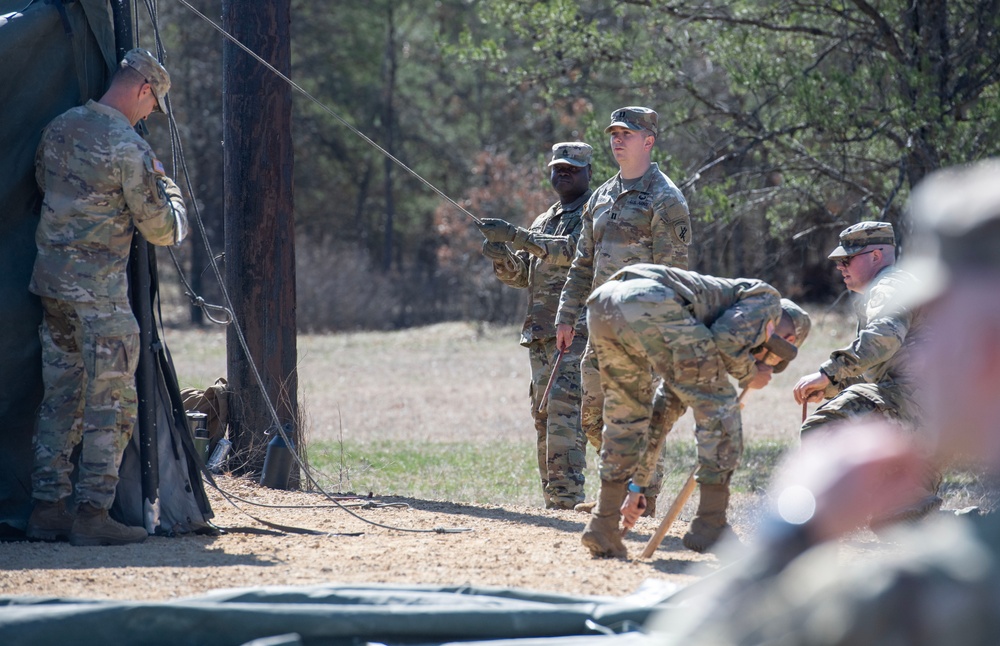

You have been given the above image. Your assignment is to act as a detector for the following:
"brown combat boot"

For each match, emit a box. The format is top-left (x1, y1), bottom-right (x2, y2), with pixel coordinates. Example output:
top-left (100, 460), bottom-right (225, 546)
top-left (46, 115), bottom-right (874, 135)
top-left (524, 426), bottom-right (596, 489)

top-left (682, 483), bottom-right (733, 553)
top-left (69, 503), bottom-right (147, 546)
top-left (580, 480), bottom-right (628, 559)
top-left (573, 501), bottom-right (595, 513)
top-left (26, 498), bottom-right (75, 542)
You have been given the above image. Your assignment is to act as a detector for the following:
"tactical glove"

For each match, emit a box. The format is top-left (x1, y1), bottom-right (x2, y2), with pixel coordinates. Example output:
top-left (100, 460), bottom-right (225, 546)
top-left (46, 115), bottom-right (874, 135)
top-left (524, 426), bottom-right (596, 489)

top-left (481, 240), bottom-right (510, 261)
top-left (477, 218), bottom-right (518, 243)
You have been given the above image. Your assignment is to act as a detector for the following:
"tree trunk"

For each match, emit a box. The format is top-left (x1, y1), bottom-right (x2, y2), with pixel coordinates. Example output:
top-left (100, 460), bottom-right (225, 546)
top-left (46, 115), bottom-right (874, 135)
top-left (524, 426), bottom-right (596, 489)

top-left (222, 0), bottom-right (298, 477)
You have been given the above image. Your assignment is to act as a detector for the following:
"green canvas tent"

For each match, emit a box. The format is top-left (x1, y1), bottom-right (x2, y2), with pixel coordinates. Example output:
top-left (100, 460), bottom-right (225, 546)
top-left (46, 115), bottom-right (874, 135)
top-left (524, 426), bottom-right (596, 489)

top-left (0, 0), bottom-right (213, 537)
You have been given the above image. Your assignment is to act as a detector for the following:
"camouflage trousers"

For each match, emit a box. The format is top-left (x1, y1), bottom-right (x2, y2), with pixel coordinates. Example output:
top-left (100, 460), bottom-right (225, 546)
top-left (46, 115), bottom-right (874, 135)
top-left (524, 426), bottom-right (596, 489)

top-left (586, 278), bottom-right (742, 487)
top-left (528, 334), bottom-right (587, 507)
top-left (580, 341), bottom-right (670, 496)
top-left (33, 298), bottom-right (140, 509)
top-left (802, 382), bottom-right (941, 496)
top-left (801, 381), bottom-right (918, 435)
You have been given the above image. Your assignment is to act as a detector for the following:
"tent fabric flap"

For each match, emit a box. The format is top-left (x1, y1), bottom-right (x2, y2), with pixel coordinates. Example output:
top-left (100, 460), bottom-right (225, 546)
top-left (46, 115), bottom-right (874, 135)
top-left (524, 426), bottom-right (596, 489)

top-left (0, 583), bottom-right (673, 646)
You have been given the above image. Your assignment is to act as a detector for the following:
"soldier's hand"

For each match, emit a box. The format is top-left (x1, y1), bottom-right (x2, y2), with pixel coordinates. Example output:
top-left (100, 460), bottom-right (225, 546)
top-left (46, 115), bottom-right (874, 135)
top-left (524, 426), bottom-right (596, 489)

top-left (481, 240), bottom-right (510, 261)
top-left (477, 218), bottom-right (518, 244)
top-left (620, 491), bottom-right (645, 532)
top-left (793, 372), bottom-right (831, 405)
top-left (555, 324), bottom-right (575, 352)
top-left (747, 362), bottom-right (773, 390)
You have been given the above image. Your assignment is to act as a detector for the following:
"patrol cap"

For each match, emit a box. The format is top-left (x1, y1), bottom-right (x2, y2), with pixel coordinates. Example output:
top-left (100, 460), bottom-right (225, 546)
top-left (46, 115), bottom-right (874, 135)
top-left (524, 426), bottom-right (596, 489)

top-left (780, 298), bottom-right (812, 348)
top-left (122, 48), bottom-right (171, 115)
top-left (827, 221), bottom-right (896, 259)
top-left (548, 142), bottom-right (593, 168)
top-left (604, 106), bottom-right (658, 137)
top-left (898, 158), bottom-right (1000, 307)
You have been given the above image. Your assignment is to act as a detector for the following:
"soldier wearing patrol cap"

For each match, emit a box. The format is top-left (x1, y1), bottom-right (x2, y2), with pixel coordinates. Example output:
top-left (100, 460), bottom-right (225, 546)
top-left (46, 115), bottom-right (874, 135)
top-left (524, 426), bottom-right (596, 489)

top-left (549, 106), bottom-right (692, 551)
top-left (478, 142), bottom-right (594, 509)
top-left (793, 220), bottom-right (941, 529)
top-left (122, 48), bottom-right (171, 115)
top-left (26, 48), bottom-right (187, 546)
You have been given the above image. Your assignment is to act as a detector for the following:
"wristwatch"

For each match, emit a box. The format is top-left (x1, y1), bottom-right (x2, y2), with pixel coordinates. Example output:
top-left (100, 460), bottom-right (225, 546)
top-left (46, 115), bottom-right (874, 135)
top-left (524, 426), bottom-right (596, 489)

top-left (627, 481), bottom-right (646, 494)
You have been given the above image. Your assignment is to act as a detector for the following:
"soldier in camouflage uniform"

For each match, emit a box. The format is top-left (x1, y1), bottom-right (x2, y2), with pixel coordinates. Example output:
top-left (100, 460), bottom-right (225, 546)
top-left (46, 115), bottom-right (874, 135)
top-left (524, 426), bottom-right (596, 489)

top-left (793, 221), bottom-right (941, 527)
top-left (26, 49), bottom-right (188, 546)
top-left (581, 264), bottom-right (810, 558)
top-left (555, 107), bottom-right (692, 517)
top-left (653, 159), bottom-right (1000, 646)
top-left (477, 142), bottom-right (593, 509)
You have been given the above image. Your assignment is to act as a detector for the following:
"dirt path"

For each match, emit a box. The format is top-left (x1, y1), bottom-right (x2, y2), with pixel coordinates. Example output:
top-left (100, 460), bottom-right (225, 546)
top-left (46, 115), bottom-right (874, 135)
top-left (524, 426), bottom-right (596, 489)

top-left (0, 475), bottom-right (730, 601)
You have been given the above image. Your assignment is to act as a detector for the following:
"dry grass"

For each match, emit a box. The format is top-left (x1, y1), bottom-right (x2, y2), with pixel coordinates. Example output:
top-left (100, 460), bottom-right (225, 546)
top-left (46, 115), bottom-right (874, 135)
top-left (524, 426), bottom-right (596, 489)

top-left (167, 307), bottom-right (856, 447)
top-left (163, 307), bottom-right (862, 504)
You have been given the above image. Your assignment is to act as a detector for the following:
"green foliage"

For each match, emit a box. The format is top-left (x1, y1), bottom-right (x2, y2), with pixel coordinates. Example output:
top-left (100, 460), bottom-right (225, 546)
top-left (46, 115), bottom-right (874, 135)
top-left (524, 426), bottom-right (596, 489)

top-left (147, 0), bottom-right (1000, 327)
top-left (456, 0), bottom-right (1000, 298)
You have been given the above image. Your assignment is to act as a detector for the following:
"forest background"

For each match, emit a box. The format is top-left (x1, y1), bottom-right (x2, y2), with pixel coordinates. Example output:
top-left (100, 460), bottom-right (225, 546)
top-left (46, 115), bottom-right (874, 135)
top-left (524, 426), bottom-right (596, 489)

top-left (146, 0), bottom-right (1000, 331)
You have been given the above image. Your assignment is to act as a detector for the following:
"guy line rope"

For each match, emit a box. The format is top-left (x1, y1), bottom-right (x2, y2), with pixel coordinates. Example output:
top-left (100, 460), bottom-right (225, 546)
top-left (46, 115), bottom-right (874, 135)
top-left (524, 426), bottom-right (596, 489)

top-left (137, 0), bottom-right (476, 535)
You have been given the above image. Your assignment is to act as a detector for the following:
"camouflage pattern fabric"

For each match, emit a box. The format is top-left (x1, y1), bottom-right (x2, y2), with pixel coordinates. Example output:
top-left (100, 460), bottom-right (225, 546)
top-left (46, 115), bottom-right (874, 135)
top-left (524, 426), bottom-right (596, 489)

top-left (579, 342), bottom-right (669, 497)
top-left (491, 191), bottom-right (591, 505)
top-left (30, 99), bottom-right (187, 511)
top-left (31, 100), bottom-right (187, 304)
top-left (809, 265), bottom-right (925, 432)
top-left (554, 166), bottom-right (691, 494)
top-left (586, 266), bottom-right (782, 487)
top-left (654, 512), bottom-right (1000, 645)
top-left (528, 335), bottom-right (587, 506)
top-left (801, 383), bottom-right (906, 434)
top-left (491, 191), bottom-right (591, 345)
top-left (32, 298), bottom-right (140, 508)
top-left (555, 162), bottom-right (691, 329)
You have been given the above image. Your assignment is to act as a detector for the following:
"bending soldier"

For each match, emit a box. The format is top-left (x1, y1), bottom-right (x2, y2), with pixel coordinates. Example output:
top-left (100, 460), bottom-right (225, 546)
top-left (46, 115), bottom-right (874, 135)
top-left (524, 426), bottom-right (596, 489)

top-left (582, 264), bottom-right (810, 558)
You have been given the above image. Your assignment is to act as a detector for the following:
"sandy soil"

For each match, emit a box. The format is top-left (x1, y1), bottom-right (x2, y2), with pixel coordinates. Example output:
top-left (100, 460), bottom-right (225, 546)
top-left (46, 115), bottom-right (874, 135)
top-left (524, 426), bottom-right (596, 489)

top-left (0, 475), bottom-right (735, 601)
top-left (1, 318), bottom-right (889, 602)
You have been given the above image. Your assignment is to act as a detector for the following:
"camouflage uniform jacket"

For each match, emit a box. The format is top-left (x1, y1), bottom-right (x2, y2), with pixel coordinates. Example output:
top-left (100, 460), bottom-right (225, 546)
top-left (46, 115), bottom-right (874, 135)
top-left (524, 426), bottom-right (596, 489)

top-left (655, 511), bottom-right (1000, 645)
top-left (603, 264), bottom-right (781, 388)
top-left (31, 100), bottom-right (187, 304)
top-left (491, 190), bottom-right (591, 345)
top-left (555, 163), bottom-right (691, 328)
top-left (819, 265), bottom-right (924, 399)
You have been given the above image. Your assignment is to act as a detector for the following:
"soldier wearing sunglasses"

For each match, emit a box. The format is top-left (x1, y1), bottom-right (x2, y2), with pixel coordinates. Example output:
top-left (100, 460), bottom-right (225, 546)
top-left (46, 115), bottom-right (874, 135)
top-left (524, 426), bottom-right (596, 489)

top-left (792, 221), bottom-right (940, 531)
